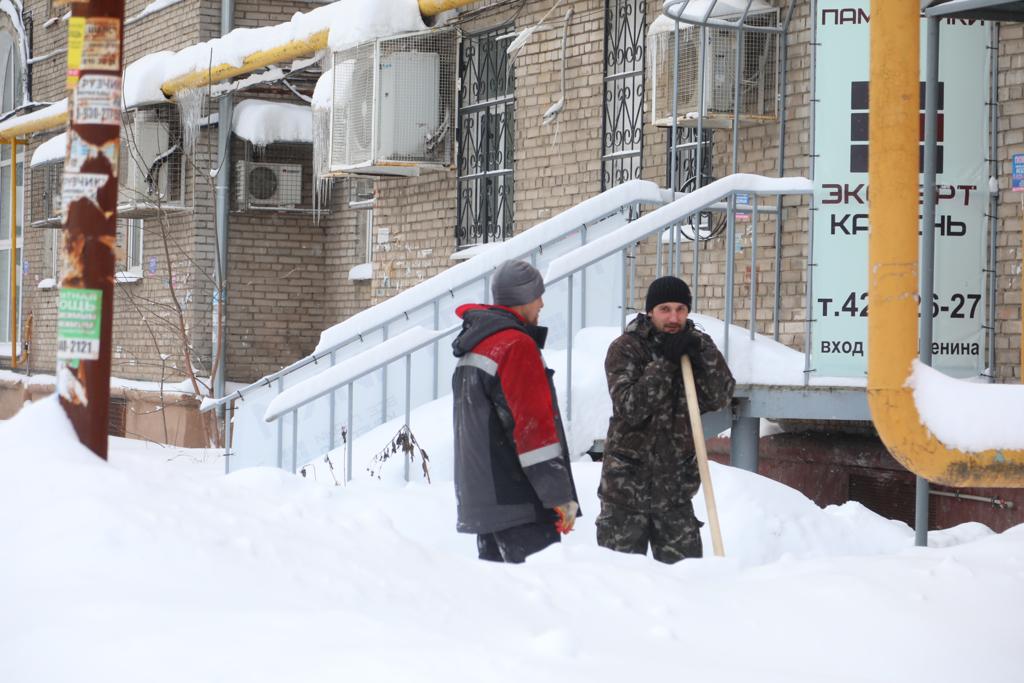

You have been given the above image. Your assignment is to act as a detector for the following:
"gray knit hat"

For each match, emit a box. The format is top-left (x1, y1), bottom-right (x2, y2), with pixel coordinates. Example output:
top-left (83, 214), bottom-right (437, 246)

top-left (491, 260), bottom-right (545, 307)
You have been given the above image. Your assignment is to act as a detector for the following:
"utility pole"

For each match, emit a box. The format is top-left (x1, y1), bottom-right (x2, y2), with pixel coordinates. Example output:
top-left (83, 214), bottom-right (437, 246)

top-left (56, 0), bottom-right (125, 459)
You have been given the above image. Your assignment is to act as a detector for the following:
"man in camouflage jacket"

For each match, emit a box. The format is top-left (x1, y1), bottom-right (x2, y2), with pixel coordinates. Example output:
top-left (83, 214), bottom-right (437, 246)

top-left (597, 276), bottom-right (735, 563)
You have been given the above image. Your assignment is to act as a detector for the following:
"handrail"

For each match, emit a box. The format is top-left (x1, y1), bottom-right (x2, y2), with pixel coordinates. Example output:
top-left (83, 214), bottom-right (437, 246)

top-left (200, 179), bottom-right (666, 413)
top-left (264, 174), bottom-right (813, 430)
top-left (867, 0), bottom-right (1024, 487)
top-left (264, 325), bottom-right (456, 422)
top-left (545, 174), bottom-right (811, 284)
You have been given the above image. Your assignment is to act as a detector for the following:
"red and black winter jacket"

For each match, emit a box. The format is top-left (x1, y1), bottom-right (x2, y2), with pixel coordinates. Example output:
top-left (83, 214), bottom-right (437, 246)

top-left (451, 304), bottom-right (580, 534)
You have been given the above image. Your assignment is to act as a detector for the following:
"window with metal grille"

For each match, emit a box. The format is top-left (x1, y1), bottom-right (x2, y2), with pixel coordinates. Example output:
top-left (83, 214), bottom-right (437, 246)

top-left (456, 26), bottom-right (515, 249)
top-left (601, 0), bottom-right (646, 190)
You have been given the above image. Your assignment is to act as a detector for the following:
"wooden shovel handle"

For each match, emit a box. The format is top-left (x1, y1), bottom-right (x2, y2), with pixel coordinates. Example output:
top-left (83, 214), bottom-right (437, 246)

top-left (681, 355), bottom-right (725, 557)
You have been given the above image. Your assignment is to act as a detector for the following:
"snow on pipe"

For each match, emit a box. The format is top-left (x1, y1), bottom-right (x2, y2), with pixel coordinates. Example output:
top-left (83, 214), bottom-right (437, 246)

top-left (0, 0), bottom-right (479, 139)
top-left (159, 0), bottom-right (477, 96)
top-left (867, 0), bottom-right (1024, 488)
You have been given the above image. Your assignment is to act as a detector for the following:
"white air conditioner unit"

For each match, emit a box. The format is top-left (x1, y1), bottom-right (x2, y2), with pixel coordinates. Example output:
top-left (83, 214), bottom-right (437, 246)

top-left (649, 10), bottom-right (779, 128)
top-left (236, 161), bottom-right (302, 208)
top-left (120, 117), bottom-right (171, 209)
top-left (328, 28), bottom-right (457, 177)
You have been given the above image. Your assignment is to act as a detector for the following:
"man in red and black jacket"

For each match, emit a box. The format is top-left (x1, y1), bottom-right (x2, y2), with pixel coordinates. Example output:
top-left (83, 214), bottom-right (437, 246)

top-left (452, 260), bottom-right (580, 563)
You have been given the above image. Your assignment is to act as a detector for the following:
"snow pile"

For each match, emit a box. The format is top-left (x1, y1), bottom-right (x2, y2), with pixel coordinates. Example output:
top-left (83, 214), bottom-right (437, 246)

top-left (232, 99), bottom-right (313, 146)
top-left (2, 397), bottom-right (1022, 683)
top-left (29, 132), bottom-right (65, 167)
top-left (121, 0), bottom-right (424, 108)
top-left (910, 359), bottom-right (1024, 452)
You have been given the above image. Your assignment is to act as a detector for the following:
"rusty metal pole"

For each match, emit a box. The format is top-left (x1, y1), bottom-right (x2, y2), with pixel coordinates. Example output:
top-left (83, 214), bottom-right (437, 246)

top-left (56, 0), bottom-right (125, 459)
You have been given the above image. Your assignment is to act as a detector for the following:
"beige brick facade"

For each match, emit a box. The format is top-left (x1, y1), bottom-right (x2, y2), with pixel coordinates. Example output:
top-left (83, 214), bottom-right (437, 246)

top-left (1, 0), bottom-right (1022, 394)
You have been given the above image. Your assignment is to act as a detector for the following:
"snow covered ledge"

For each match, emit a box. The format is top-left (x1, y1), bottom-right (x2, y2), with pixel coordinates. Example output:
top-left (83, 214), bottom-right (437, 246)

top-left (909, 361), bottom-right (1024, 453)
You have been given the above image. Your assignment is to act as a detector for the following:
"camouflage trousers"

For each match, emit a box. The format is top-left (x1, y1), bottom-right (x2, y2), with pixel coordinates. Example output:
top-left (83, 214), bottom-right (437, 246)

top-left (595, 500), bottom-right (703, 564)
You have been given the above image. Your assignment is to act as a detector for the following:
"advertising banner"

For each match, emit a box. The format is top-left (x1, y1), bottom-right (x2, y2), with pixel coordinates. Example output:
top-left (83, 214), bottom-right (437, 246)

top-left (811, 2), bottom-right (989, 378)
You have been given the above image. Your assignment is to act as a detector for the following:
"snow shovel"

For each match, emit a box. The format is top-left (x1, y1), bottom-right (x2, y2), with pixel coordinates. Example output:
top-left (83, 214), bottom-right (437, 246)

top-left (680, 355), bottom-right (725, 557)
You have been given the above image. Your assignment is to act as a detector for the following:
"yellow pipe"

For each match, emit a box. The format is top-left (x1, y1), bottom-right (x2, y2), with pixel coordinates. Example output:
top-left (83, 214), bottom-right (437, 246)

top-left (162, 0), bottom-right (478, 97)
top-left (418, 0), bottom-right (477, 16)
top-left (8, 139), bottom-right (17, 367)
top-left (0, 110), bottom-right (68, 143)
top-left (161, 30), bottom-right (330, 97)
top-left (868, 0), bottom-right (1024, 487)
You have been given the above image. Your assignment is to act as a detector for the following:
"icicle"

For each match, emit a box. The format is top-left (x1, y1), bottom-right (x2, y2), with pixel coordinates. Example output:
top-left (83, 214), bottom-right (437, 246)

top-left (313, 105), bottom-right (334, 225)
top-left (175, 87), bottom-right (206, 160)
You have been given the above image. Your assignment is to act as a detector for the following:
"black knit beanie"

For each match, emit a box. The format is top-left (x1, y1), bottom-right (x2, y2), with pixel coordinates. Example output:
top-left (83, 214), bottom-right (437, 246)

top-left (645, 276), bottom-right (692, 313)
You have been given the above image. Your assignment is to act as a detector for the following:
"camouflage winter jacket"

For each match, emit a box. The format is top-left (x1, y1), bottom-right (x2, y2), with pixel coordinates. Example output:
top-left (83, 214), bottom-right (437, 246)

top-left (599, 314), bottom-right (735, 513)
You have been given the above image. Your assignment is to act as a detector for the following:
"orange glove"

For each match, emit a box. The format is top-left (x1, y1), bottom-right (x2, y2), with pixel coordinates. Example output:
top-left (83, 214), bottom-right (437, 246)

top-left (554, 501), bottom-right (579, 534)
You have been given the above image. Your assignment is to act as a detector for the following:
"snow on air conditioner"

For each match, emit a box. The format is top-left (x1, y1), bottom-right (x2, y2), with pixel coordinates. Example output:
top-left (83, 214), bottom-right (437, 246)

top-left (327, 28), bottom-right (457, 177)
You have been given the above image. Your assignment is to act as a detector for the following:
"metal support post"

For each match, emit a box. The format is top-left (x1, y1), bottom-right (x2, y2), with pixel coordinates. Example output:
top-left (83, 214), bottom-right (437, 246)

top-left (404, 354), bottom-right (412, 482)
top-left (751, 201), bottom-right (759, 340)
top-left (730, 411), bottom-right (760, 473)
top-left (986, 22), bottom-right (999, 380)
top-left (291, 409), bottom-right (298, 473)
top-left (916, 16), bottom-right (941, 548)
top-left (56, 0), bottom-right (126, 458)
top-left (381, 325), bottom-right (389, 423)
top-left (580, 225), bottom-right (588, 327)
top-left (432, 299), bottom-right (440, 399)
top-left (224, 400), bottom-right (234, 474)
top-left (328, 351), bottom-right (336, 452)
top-left (346, 383), bottom-right (354, 482)
top-left (724, 194), bottom-right (736, 361)
top-left (566, 275), bottom-right (574, 419)
top-left (774, 0), bottom-right (796, 341)
top-left (276, 379), bottom-right (284, 468)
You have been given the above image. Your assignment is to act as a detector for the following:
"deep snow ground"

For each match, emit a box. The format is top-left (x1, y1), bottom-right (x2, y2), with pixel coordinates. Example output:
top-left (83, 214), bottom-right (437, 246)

top-left (1, 398), bottom-right (1022, 683)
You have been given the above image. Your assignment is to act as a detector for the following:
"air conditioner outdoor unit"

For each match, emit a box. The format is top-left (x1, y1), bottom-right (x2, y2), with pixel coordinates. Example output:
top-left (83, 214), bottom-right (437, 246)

top-left (329, 28), bottom-right (457, 177)
top-left (649, 10), bottom-right (779, 128)
top-left (236, 161), bottom-right (302, 208)
top-left (120, 117), bottom-right (171, 210)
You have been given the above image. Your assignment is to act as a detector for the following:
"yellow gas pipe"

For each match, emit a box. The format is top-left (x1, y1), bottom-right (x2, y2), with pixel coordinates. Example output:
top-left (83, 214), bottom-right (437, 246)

top-left (7, 139), bottom-right (17, 367)
top-left (161, 0), bottom-right (478, 96)
top-left (868, 0), bottom-right (1024, 487)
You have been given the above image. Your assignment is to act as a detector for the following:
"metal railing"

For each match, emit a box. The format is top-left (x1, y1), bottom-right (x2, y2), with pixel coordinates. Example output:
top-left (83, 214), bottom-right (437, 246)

top-left (249, 173), bottom-right (812, 479)
top-left (203, 179), bottom-right (668, 472)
